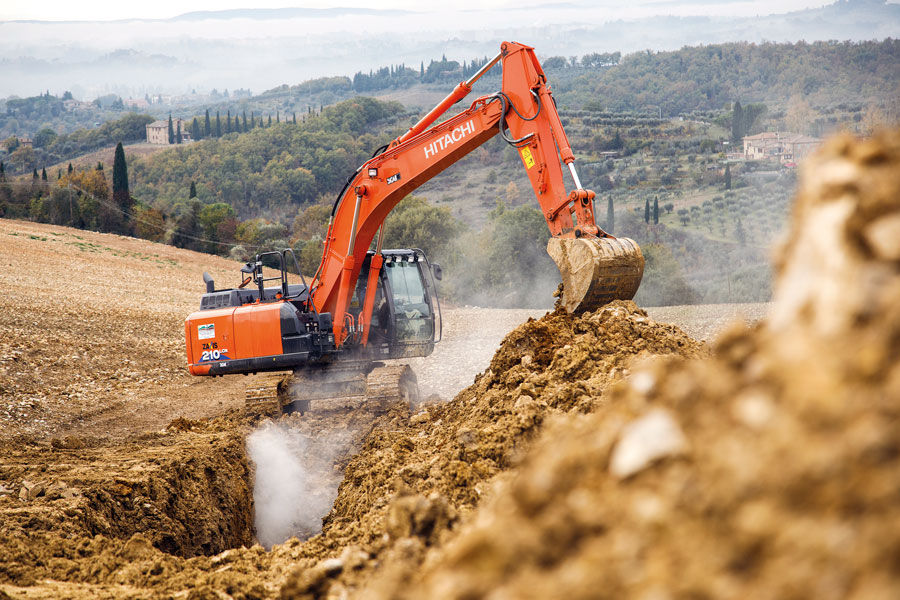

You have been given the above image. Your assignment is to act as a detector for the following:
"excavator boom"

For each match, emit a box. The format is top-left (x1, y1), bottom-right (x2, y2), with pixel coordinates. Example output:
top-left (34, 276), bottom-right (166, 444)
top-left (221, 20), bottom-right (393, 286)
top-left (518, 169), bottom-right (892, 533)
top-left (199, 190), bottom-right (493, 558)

top-left (311, 41), bottom-right (644, 345)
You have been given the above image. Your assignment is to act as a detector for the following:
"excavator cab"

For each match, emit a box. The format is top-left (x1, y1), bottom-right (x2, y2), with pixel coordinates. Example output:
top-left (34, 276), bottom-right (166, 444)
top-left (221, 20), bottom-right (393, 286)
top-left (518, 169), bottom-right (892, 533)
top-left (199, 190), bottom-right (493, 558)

top-left (349, 248), bottom-right (442, 359)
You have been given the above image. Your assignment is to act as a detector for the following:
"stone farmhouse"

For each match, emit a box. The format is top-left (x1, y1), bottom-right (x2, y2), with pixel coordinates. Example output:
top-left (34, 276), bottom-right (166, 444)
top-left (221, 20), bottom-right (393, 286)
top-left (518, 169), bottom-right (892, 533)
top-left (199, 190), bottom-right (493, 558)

top-left (146, 119), bottom-right (192, 145)
top-left (743, 132), bottom-right (821, 165)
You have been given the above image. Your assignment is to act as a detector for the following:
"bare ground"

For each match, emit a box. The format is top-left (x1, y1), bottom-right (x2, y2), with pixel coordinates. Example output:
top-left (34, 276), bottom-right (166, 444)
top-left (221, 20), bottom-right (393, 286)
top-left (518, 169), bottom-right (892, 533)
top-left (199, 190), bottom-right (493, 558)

top-left (0, 219), bottom-right (261, 440)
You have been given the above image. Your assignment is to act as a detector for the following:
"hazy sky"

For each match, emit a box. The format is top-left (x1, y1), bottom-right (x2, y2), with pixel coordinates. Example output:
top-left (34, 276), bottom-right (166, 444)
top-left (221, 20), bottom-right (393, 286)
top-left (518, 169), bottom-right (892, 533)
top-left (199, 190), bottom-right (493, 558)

top-left (1, 0), bottom-right (843, 22)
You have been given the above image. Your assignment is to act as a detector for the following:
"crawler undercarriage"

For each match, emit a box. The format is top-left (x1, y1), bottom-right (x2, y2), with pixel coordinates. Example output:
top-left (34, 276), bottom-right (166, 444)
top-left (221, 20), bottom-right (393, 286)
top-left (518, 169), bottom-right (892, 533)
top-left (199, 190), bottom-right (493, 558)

top-left (244, 363), bottom-right (419, 417)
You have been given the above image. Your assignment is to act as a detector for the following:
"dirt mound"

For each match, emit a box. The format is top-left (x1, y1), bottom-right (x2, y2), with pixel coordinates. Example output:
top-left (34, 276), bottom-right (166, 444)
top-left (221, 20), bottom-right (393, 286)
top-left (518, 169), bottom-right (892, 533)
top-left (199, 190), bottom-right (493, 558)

top-left (280, 301), bottom-right (705, 598)
top-left (358, 129), bottom-right (900, 599)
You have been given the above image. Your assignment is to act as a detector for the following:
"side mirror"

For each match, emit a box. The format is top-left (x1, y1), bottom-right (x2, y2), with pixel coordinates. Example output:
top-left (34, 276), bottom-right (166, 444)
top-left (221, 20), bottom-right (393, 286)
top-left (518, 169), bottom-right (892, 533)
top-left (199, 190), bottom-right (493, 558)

top-left (240, 262), bottom-right (254, 274)
top-left (431, 263), bottom-right (443, 281)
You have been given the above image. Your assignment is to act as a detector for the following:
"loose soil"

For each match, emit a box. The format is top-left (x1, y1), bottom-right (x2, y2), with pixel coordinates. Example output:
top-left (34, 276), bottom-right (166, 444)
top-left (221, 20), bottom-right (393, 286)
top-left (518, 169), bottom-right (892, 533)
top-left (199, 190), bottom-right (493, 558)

top-left (354, 128), bottom-right (900, 599)
top-left (1, 128), bottom-right (896, 599)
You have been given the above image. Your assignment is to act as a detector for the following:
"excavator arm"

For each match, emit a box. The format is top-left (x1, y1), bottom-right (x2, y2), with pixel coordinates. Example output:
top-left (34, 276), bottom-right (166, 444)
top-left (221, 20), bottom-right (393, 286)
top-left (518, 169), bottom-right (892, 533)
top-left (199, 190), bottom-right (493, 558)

top-left (310, 41), bottom-right (644, 346)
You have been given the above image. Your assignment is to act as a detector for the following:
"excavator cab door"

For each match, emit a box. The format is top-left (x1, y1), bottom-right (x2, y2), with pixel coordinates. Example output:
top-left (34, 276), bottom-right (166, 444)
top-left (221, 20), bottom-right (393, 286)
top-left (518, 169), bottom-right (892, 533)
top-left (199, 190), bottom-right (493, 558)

top-left (376, 249), bottom-right (441, 358)
top-left (352, 249), bottom-right (441, 358)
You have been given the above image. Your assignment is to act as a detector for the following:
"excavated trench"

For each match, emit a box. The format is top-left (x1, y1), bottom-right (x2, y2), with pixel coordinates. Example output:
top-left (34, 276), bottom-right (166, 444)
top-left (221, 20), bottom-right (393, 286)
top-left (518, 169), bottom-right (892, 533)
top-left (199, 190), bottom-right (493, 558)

top-left (76, 429), bottom-right (256, 557)
top-left (0, 296), bottom-right (710, 598)
top-left (0, 402), bottom-right (395, 592)
top-left (0, 417), bottom-right (259, 588)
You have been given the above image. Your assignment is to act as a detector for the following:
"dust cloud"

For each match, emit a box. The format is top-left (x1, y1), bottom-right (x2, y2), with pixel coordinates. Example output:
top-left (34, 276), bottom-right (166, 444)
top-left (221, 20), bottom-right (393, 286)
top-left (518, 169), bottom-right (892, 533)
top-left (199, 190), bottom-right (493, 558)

top-left (246, 422), bottom-right (340, 549)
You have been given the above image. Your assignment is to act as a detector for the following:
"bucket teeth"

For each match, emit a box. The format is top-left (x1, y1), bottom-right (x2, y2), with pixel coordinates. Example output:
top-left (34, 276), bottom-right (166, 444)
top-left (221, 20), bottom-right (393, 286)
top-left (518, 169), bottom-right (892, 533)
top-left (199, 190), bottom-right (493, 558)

top-left (547, 237), bottom-right (645, 313)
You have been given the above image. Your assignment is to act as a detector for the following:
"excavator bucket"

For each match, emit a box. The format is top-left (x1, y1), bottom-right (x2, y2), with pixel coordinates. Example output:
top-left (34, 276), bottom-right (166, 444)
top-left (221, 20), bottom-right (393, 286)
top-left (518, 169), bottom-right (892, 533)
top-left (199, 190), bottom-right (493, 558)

top-left (547, 237), bottom-right (645, 313)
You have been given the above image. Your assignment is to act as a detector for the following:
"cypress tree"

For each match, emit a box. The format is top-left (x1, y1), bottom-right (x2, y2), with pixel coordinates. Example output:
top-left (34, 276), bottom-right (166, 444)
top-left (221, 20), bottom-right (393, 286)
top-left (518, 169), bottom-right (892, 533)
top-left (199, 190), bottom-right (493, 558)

top-left (225, 110), bottom-right (232, 134)
top-left (606, 197), bottom-right (614, 234)
top-left (168, 114), bottom-right (175, 144)
top-left (215, 111), bottom-right (222, 137)
top-left (112, 141), bottom-right (131, 218)
top-left (204, 109), bottom-right (211, 137)
top-left (0, 162), bottom-right (5, 181)
top-left (725, 164), bottom-right (732, 190)
top-left (644, 198), bottom-right (650, 223)
top-left (612, 130), bottom-right (623, 150)
top-left (653, 196), bottom-right (659, 224)
top-left (41, 167), bottom-right (47, 181)
top-left (276, 111), bottom-right (280, 123)
top-left (735, 218), bottom-right (746, 245)
top-left (176, 121), bottom-right (182, 144)
top-left (57, 169), bottom-right (61, 179)
top-left (189, 181), bottom-right (197, 198)
top-left (731, 101), bottom-right (743, 143)
top-left (33, 168), bottom-right (39, 179)
top-left (192, 117), bottom-right (201, 141)
top-left (96, 162), bottom-right (103, 171)
top-left (292, 112), bottom-right (297, 124)
top-left (242, 110), bottom-right (248, 131)
top-left (67, 162), bottom-right (73, 174)
top-left (268, 114), bottom-right (272, 126)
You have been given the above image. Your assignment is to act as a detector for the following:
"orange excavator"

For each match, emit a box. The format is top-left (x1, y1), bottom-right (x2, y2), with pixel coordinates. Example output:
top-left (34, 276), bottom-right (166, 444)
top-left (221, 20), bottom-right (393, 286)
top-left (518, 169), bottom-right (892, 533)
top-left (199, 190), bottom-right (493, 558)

top-left (185, 41), bottom-right (644, 414)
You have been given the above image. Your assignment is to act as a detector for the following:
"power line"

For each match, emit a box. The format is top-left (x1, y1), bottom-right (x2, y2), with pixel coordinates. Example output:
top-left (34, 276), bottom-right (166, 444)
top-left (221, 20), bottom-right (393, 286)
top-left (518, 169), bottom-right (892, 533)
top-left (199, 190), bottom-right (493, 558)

top-left (3, 177), bottom-right (256, 251)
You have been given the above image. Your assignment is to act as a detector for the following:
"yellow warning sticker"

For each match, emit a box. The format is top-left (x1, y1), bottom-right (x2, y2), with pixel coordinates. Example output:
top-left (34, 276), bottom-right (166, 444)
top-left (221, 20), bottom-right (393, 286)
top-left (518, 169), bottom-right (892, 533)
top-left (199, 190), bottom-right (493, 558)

top-left (520, 146), bottom-right (535, 169)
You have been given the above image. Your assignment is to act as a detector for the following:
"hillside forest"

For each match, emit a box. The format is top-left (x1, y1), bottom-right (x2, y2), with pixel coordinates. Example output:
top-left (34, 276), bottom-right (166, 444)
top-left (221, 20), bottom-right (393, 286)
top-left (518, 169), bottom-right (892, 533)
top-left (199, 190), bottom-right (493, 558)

top-left (1, 39), bottom-right (898, 307)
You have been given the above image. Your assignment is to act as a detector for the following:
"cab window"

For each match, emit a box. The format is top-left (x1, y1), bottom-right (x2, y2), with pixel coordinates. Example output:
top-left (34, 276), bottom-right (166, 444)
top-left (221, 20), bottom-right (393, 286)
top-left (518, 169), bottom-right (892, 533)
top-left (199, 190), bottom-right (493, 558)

top-left (385, 260), bottom-right (433, 342)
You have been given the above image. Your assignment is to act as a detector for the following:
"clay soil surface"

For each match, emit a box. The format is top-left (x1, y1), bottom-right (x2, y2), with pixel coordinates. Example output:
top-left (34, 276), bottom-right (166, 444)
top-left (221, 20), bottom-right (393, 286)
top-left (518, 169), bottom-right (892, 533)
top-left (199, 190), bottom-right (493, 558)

top-left (0, 218), bottom-right (257, 440)
top-left (2, 126), bottom-right (896, 600)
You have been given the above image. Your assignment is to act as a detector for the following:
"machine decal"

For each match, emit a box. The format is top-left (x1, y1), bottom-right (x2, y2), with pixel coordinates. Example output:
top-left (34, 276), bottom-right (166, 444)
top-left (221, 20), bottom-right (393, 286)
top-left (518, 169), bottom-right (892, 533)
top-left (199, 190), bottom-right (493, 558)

top-left (387, 173), bottom-right (401, 185)
top-left (423, 120), bottom-right (475, 159)
top-left (520, 146), bottom-right (535, 169)
top-left (198, 323), bottom-right (215, 340)
top-left (199, 349), bottom-right (230, 362)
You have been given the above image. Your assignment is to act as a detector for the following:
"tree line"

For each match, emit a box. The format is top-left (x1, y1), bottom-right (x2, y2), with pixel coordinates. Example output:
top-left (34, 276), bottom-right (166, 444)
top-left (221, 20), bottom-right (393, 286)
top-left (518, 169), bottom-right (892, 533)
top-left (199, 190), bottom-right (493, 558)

top-left (2, 113), bottom-right (153, 176)
top-left (551, 39), bottom-right (899, 116)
